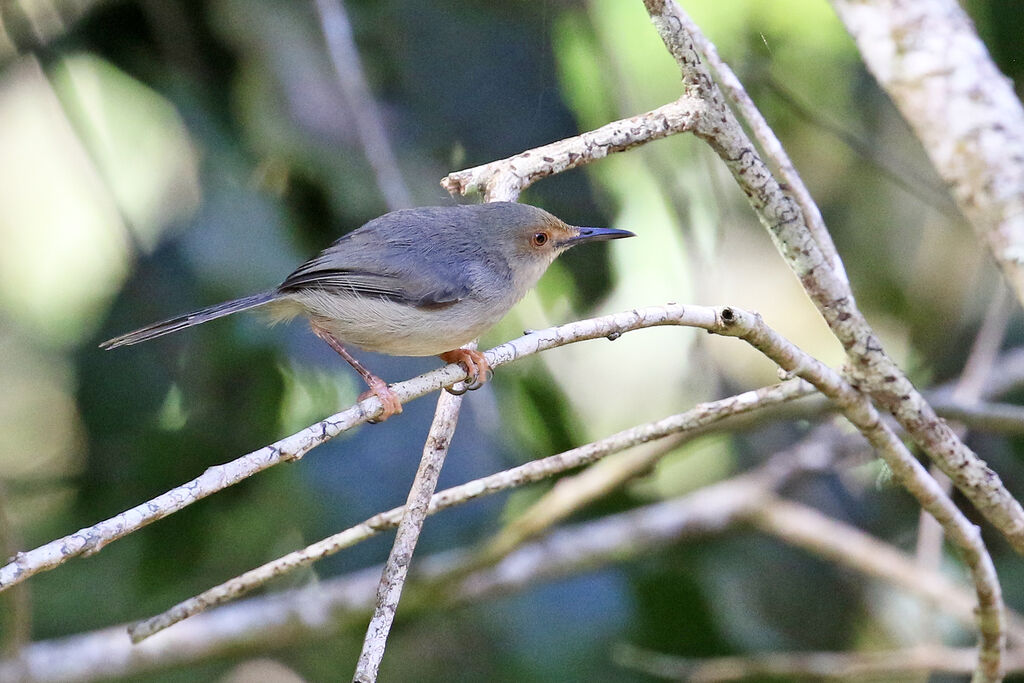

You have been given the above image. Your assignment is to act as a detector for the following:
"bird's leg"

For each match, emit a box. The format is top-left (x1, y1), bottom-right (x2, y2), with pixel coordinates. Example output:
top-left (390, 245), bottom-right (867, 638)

top-left (439, 348), bottom-right (492, 396)
top-left (310, 322), bottom-right (402, 422)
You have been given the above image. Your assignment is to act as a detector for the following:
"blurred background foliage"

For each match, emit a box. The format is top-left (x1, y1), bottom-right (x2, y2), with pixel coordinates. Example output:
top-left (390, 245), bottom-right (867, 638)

top-left (0, 0), bottom-right (1023, 680)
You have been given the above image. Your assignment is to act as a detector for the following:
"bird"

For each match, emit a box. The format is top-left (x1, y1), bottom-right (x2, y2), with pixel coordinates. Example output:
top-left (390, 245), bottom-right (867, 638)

top-left (101, 202), bottom-right (634, 421)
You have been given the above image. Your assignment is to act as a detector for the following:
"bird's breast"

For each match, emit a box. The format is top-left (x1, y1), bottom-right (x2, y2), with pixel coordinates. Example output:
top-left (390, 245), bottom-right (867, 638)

top-left (273, 289), bottom-right (514, 356)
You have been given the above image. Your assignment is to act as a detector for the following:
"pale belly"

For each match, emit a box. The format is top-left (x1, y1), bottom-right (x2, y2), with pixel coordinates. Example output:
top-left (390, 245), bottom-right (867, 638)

top-left (267, 290), bottom-right (509, 357)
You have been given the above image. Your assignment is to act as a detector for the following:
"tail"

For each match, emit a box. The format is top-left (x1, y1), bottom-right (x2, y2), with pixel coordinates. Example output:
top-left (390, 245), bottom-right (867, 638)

top-left (99, 291), bottom-right (280, 350)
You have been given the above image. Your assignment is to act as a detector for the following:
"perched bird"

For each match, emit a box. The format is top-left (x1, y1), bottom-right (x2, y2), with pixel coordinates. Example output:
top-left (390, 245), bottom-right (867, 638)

top-left (101, 202), bottom-right (634, 421)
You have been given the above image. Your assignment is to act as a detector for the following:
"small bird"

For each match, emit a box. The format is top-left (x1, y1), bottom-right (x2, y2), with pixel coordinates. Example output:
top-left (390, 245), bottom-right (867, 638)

top-left (101, 202), bottom-right (634, 421)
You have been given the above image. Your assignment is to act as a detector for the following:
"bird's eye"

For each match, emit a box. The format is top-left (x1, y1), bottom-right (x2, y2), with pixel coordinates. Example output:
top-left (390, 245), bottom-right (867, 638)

top-left (531, 232), bottom-right (549, 247)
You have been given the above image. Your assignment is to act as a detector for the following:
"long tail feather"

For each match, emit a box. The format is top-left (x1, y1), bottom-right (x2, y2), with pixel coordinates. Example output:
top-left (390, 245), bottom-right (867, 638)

top-left (100, 291), bottom-right (279, 349)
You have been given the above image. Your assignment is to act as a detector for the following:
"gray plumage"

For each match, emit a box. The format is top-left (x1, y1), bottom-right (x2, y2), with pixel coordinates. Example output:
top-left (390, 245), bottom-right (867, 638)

top-left (100, 202), bottom-right (633, 356)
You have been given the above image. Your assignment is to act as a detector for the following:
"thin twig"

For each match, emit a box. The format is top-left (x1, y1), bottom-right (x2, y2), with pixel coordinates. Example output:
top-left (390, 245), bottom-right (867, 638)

top-left (475, 420), bottom-right (851, 571)
top-left (760, 74), bottom-right (960, 219)
top-left (0, 466), bottom-right (784, 683)
top-left (314, 0), bottom-right (413, 210)
top-left (967, 347), bottom-right (1024, 399)
top-left (0, 464), bottom-right (788, 683)
top-left (128, 380), bottom-right (813, 642)
top-left (262, 14), bottom-right (414, 664)
top-left (930, 401), bottom-right (1024, 436)
top-left (353, 391), bottom-right (462, 681)
top-left (956, 285), bottom-right (1014, 403)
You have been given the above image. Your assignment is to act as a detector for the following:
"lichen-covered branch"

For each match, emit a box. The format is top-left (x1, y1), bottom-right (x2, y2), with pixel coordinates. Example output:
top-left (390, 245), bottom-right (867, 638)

top-left (4, 472), bottom-right (781, 683)
top-left (441, 95), bottom-right (702, 202)
top-left (439, 1), bottom-right (1024, 560)
top-left (433, 4), bottom-right (1015, 674)
top-left (639, 0), bottom-right (1024, 563)
top-left (830, 0), bottom-right (1024, 308)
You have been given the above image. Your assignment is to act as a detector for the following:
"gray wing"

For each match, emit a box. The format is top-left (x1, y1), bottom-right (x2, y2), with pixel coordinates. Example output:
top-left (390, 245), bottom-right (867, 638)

top-left (277, 222), bottom-right (475, 310)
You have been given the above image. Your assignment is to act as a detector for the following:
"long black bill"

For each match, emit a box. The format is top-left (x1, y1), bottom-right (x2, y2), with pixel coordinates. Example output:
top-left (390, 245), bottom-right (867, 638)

top-left (563, 226), bottom-right (636, 247)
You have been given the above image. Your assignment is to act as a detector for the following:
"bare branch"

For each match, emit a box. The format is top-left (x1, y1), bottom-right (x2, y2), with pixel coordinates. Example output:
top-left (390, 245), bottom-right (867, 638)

top-left (830, 0), bottom-right (1024, 308)
top-left (638, 0), bottom-right (1024, 571)
top-left (129, 380), bottom-right (813, 642)
top-left (0, 481), bottom-right (29, 656)
top-left (476, 421), bottom-right (852, 571)
top-left (353, 391), bottom-right (462, 681)
top-left (482, 304), bottom-right (1010, 677)
top-left (0, 469), bottom-right (775, 683)
top-left (11, 5), bottom-right (1019, 680)
top-left (441, 96), bottom-right (702, 202)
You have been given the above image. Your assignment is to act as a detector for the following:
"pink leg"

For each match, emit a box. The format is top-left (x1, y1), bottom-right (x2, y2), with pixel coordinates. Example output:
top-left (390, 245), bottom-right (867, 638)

top-left (311, 323), bottom-right (402, 422)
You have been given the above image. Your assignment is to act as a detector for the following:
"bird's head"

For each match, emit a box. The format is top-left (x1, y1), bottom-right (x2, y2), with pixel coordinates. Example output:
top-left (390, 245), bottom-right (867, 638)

top-left (482, 203), bottom-right (634, 289)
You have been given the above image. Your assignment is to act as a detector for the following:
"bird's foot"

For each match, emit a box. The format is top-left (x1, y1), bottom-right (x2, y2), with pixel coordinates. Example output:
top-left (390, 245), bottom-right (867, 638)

top-left (358, 375), bottom-right (403, 423)
top-left (439, 348), bottom-right (492, 395)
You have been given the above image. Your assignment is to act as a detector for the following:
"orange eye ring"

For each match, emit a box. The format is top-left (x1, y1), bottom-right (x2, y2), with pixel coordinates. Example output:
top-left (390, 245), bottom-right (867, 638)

top-left (532, 232), bottom-right (549, 247)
